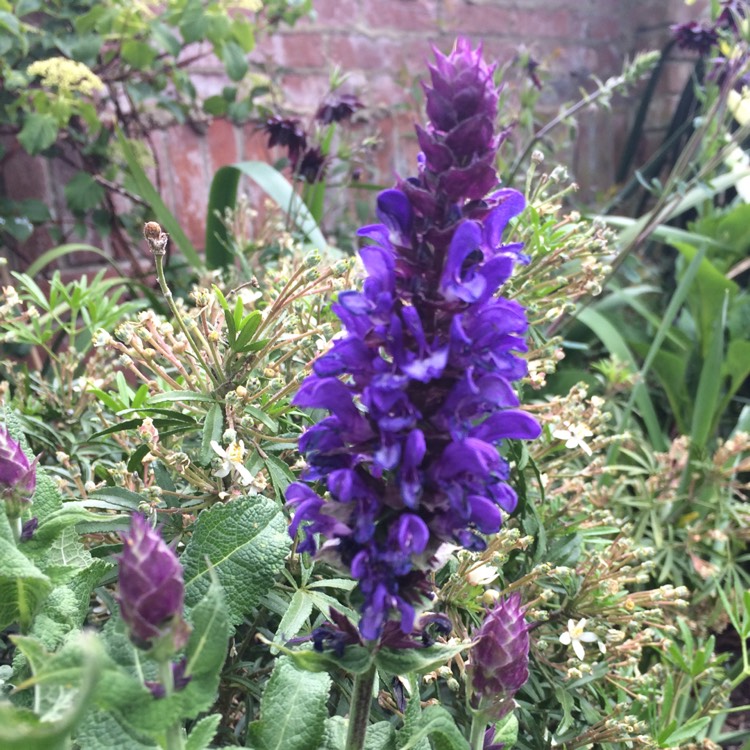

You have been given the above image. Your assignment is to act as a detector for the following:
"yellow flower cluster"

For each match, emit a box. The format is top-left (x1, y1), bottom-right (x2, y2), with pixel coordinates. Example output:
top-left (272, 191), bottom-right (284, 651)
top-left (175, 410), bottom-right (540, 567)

top-left (27, 57), bottom-right (103, 96)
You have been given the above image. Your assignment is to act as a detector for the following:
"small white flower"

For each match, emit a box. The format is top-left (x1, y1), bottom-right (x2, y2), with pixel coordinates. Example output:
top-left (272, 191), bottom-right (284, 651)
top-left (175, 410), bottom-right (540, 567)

top-left (211, 440), bottom-right (254, 486)
top-left (465, 562), bottom-right (499, 586)
top-left (559, 618), bottom-right (599, 660)
top-left (552, 423), bottom-right (594, 455)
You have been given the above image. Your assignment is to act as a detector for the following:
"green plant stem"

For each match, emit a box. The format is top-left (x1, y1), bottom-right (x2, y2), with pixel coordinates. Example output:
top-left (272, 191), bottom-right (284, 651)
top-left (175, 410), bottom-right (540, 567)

top-left (158, 660), bottom-right (185, 750)
top-left (153, 254), bottom-right (218, 390)
top-left (469, 712), bottom-right (487, 750)
top-left (345, 663), bottom-right (376, 750)
top-left (11, 516), bottom-right (22, 543)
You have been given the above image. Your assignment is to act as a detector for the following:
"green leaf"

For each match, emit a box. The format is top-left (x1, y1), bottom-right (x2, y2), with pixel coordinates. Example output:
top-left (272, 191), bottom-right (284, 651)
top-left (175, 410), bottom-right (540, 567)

top-left (205, 162), bottom-right (329, 269)
top-left (17, 114), bottom-right (58, 155)
top-left (271, 589), bottom-right (313, 654)
top-left (34, 503), bottom-right (126, 543)
top-left (200, 402), bottom-right (224, 465)
top-left (492, 713), bottom-right (518, 749)
top-left (121, 40), bottom-right (157, 69)
top-left (181, 496), bottom-right (290, 625)
top-left (375, 642), bottom-right (470, 676)
top-left (246, 656), bottom-right (331, 750)
top-left (264, 454), bottom-right (294, 499)
top-left (399, 706), bottom-right (469, 750)
top-left (282, 643), bottom-right (373, 675)
top-left (147, 391), bottom-right (217, 405)
top-left (0, 517), bottom-right (52, 630)
top-left (203, 95), bottom-right (228, 117)
top-left (185, 714), bottom-right (221, 750)
top-left (0, 632), bottom-right (102, 750)
top-left (63, 172), bottom-right (105, 214)
top-left (660, 716), bottom-right (711, 746)
top-left (221, 40), bottom-right (248, 81)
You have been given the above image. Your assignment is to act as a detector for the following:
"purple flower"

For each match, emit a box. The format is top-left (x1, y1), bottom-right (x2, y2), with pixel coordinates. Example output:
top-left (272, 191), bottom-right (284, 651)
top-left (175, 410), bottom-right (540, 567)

top-left (264, 116), bottom-right (307, 167)
top-left (287, 39), bottom-right (540, 640)
top-left (0, 424), bottom-right (36, 518)
top-left (297, 146), bottom-right (327, 183)
top-left (671, 21), bottom-right (719, 54)
top-left (117, 514), bottom-right (190, 654)
top-left (316, 93), bottom-right (363, 124)
top-left (145, 656), bottom-right (192, 698)
top-left (467, 593), bottom-right (530, 720)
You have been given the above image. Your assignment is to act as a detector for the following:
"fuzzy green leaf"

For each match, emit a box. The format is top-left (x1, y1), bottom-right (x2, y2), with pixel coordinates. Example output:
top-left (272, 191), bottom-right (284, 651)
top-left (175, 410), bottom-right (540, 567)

top-left (0, 518), bottom-right (52, 630)
top-left (246, 656), bottom-right (331, 750)
top-left (181, 496), bottom-right (290, 625)
top-left (186, 714), bottom-right (221, 750)
top-left (400, 706), bottom-right (469, 750)
top-left (375, 642), bottom-right (469, 676)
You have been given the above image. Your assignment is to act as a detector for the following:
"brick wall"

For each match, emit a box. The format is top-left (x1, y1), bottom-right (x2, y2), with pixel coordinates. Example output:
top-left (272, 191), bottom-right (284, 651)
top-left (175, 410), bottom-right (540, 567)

top-left (2, 0), bottom-right (707, 267)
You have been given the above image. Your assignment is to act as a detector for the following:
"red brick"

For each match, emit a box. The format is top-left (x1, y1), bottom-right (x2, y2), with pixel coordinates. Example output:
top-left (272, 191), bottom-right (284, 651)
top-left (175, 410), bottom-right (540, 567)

top-left (163, 125), bottom-right (210, 247)
top-left (441, 3), bottom-right (572, 39)
top-left (327, 33), bottom-right (428, 75)
top-left (206, 118), bottom-right (239, 173)
top-left (362, 0), bottom-right (439, 32)
top-left (298, 0), bottom-right (363, 28)
top-left (266, 32), bottom-right (327, 70)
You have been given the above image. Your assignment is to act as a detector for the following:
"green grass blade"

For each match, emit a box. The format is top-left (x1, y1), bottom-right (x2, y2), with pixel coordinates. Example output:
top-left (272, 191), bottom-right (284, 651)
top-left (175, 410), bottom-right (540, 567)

top-left (204, 161), bottom-right (329, 270)
top-left (576, 307), bottom-right (666, 450)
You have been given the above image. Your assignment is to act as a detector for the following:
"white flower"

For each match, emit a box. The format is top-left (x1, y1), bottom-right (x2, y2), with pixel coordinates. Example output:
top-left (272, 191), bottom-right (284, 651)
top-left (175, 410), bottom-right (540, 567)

top-left (559, 618), bottom-right (600, 660)
top-left (552, 423), bottom-right (594, 455)
top-left (211, 440), bottom-right (254, 486)
top-left (465, 562), bottom-right (499, 586)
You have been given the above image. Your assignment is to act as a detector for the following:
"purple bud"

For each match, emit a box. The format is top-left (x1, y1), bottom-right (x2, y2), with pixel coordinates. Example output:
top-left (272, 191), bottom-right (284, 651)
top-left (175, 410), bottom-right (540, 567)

top-left (0, 425), bottom-right (37, 518)
top-left (468, 593), bottom-right (530, 719)
top-left (20, 517), bottom-right (38, 542)
top-left (117, 515), bottom-right (190, 654)
top-left (144, 657), bottom-right (191, 699)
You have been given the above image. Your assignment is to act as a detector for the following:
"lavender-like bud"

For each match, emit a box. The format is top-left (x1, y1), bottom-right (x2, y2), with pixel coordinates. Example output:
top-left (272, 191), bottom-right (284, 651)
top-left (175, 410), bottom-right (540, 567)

top-left (117, 514), bottom-right (190, 656)
top-left (467, 593), bottom-right (530, 719)
top-left (0, 424), bottom-right (36, 519)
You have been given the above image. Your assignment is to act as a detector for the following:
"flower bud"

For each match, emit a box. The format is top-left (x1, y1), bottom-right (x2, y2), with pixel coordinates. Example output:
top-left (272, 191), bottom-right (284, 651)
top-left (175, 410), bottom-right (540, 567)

top-left (116, 514), bottom-right (190, 656)
top-left (467, 593), bottom-right (530, 719)
top-left (0, 425), bottom-right (37, 519)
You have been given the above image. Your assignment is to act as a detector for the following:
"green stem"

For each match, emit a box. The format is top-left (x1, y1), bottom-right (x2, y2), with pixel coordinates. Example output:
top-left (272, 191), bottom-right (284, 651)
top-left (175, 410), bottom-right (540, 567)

top-left (154, 254), bottom-right (218, 390)
top-left (345, 663), bottom-right (377, 750)
top-left (469, 712), bottom-right (487, 750)
top-left (11, 516), bottom-right (22, 544)
top-left (158, 660), bottom-right (185, 750)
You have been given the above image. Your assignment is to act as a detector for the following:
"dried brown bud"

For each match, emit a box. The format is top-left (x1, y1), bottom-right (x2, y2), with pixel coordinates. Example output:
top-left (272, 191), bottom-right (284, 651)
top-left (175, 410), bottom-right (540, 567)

top-left (144, 222), bottom-right (169, 256)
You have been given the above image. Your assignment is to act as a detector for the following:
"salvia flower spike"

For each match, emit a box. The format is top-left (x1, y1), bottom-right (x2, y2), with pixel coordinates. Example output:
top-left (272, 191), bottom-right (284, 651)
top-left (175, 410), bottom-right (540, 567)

top-left (117, 514), bottom-right (190, 657)
top-left (286, 38), bottom-right (540, 640)
top-left (467, 593), bottom-right (530, 720)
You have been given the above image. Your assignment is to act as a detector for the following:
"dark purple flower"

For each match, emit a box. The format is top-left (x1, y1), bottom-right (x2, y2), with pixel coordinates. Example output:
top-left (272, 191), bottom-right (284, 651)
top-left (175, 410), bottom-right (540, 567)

top-left (145, 657), bottom-right (192, 698)
top-left (671, 21), bottom-right (719, 54)
top-left (467, 593), bottom-right (530, 719)
top-left (524, 56), bottom-right (542, 91)
top-left (117, 514), bottom-right (190, 654)
top-left (20, 517), bottom-right (38, 542)
top-left (264, 116), bottom-right (307, 167)
top-left (297, 146), bottom-right (327, 183)
top-left (316, 93), bottom-right (363, 124)
top-left (0, 424), bottom-right (36, 518)
top-left (287, 39), bottom-right (540, 640)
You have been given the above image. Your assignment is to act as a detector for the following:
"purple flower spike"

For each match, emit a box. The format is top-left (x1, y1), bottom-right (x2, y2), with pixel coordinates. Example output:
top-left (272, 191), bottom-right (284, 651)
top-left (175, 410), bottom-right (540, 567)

top-left (287, 39), bottom-right (539, 640)
top-left (468, 593), bottom-right (530, 720)
top-left (0, 424), bottom-right (37, 519)
top-left (117, 514), bottom-right (190, 654)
